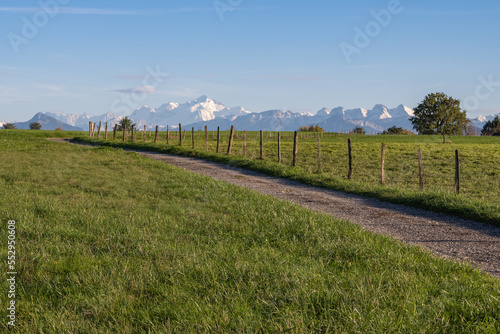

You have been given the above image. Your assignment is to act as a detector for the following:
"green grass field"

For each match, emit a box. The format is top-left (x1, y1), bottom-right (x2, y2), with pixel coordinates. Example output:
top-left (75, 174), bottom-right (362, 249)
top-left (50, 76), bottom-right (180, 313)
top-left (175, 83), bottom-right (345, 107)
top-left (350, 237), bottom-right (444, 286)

top-left (77, 129), bottom-right (500, 225)
top-left (0, 130), bottom-right (499, 333)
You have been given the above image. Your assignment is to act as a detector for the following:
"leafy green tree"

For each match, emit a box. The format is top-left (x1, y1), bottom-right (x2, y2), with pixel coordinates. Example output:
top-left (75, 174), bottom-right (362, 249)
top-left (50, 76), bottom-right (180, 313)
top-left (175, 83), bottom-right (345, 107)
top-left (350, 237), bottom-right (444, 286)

top-left (382, 126), bottom-right (404, 134)
top-left (30, 122), bottom-right (42, 130)
top-left (481, 115), bottom-right (500, 136)
top-left (351, 126), bottom-right (366, 135)
top-left (3, 123), bottom-right (16, 129)
top-left (117, 117), bottom-right (136, 131)
top-left (410, 92), bottom-right (467, 142)
top-left (299, 124), bottom-right (324, 133)
top-left (382, 126), bottom-right (414, 135)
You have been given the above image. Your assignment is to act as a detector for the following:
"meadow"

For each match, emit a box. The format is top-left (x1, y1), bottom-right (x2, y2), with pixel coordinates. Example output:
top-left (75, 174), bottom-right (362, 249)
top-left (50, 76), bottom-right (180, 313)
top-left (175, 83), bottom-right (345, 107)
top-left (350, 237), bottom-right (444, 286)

top-left (78, 128), bottom-right (500, 225)
top-left (0, 130), bottom-right (499, 332)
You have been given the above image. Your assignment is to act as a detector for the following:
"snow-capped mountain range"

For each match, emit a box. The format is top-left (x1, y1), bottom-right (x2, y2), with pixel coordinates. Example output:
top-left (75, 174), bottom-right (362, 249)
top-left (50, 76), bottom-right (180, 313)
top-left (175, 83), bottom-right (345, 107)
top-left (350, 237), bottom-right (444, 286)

top-left (28, 95), bottom-right (497, 133)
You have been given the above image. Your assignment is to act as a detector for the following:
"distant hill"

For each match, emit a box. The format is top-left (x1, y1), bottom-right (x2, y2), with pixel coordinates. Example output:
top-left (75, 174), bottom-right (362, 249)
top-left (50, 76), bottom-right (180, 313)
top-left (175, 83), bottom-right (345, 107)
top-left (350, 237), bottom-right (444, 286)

top-left (15, 113), bottom-right (83, 131)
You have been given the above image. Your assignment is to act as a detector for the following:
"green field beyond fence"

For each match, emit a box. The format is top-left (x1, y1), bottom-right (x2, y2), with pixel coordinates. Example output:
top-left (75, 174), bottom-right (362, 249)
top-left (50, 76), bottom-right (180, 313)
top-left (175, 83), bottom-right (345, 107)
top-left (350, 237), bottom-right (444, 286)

top-left (81, 125), bottom-right (500, 225)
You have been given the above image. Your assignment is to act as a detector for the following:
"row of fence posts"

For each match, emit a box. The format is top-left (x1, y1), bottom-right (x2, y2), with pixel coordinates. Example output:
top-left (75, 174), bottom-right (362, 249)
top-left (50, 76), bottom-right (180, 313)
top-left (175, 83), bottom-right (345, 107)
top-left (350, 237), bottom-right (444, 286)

top-left (89, 122), bottom-right (462, 194)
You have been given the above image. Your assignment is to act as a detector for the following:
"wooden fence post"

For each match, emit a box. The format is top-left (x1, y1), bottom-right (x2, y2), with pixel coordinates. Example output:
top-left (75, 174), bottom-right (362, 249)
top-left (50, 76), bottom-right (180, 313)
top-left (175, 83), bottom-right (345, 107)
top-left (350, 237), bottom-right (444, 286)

top-left (278, 132), bottom-right (281, 164)
top-left (192, 127), bottom-right (195, 149)
top-left (216, 127), bottom-right (220, 153)
top-left (293, 131), bottom-right (298, 167)
top-left (318, 135), bottom-right (321, 172)
top-left (260, 130), bottom-right (264, 160)
top-left (455, 150), bottom-right (460, 194)
top-left (104, 122), bottom-right (108, 139)
top-left (381, 143), bottom-right (386, 185)
top-left (123, 125), bottom-right (126, 142)
top-left (113, 124), bottom-right (117, 140)
top-left (166, 125), bottom-right (169, 144)
top-left (179, 123), bottom-right (182, 146)
top-left (205, 125), bottom-right (209, 151)
top-left (89, 122), bottom-right (93, 137)
top-left (227, 125), bottom-right (235, 154)
top-left (418, 148), bottom-right (424, 191)
top-left (155, 126), bottom-right (159, 143)
top-left (348, 138), bottom-right (353, 180)
top-left (243, 131), bottom-right (247, 156)
top-left (143, 125), bottom-right (146, 142)
top-left (131, 125), bottom-right (135, 142)
top-left (97, 121), bottom-right (101, 138)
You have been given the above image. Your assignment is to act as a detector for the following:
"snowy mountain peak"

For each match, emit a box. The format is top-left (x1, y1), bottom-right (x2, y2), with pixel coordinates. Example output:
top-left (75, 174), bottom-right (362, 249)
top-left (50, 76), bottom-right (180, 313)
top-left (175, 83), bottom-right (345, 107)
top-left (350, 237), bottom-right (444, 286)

top-left (156, 102), bottom-right (180, 112)
top-left (196, 95), bottom-right (210, 102)
top-left (188, 95), bottom-right (213, 105)
top-left (368, 104), bottom-right (392, 121)
top-left (316, 108), bottom-right (332, 117)
top-left (329, 107), bottom-right (346, 118)
top-left (344, 108), bottom-right (368, 120)
top-left (372, 104), bottom-right (388, 112)
top-left (390, 104), bottom-right (414, 118)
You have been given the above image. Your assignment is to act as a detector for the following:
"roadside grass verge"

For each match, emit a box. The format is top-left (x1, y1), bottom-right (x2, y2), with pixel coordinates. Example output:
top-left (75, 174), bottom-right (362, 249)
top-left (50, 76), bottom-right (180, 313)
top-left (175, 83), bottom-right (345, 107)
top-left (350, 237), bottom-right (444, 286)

top-left (74, 132), bottom-right (500, 226)
top-left (0, 131), bottom-right (498, 332)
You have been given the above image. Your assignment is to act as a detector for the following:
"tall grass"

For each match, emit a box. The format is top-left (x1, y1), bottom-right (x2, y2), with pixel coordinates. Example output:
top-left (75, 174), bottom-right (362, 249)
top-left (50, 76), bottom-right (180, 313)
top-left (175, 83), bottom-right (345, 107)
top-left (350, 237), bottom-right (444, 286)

top-left (0, 131), bottom-right (498, 332)
top-left (76, 131), bottom-right (500, 226)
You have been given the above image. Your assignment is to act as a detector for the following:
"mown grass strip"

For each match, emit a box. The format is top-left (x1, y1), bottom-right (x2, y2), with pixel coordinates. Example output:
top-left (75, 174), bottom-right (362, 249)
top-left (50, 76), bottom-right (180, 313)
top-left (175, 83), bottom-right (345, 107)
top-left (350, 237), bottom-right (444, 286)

top-left (74, 134), bottom-right (500, 226)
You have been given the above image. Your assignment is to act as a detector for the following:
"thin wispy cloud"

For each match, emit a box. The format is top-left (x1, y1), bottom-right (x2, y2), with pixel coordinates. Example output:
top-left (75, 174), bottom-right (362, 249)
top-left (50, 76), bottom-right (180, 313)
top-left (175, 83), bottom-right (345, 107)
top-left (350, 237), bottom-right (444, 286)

top-left (161, 87), bottom-right (200, 98)
top-left (111, 86), bottom-right (157, 94)
top-left (40, 84), bottom-right (65, 92)
top-left (0, 7), bottom-right (214, 15)
top-left (114, 72), bottom-right (169, 81)
top-left (348, 64), bottom-right (387, 70)
top-left (246, 75), bottom-right (321, 81)
top-left (114, 75), bottom-right (147, 81)
top-left (404, 9), bottom-right (491, 16)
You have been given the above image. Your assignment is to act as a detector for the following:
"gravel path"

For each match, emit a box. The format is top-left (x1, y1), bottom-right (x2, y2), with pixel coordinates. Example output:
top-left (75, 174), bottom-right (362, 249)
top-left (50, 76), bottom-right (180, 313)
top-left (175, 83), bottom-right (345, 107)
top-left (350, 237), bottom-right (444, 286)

top-left (50, 139), bottom-right (500, 279)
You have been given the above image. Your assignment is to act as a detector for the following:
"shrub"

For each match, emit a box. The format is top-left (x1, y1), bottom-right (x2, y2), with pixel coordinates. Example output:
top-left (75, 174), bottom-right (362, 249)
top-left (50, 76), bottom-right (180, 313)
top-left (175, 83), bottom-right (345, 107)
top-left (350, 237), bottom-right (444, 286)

top-left (30, 122), bottom-right (42, 130)
top-left (117, 117), bottom-right (136, 131)
top-left (350, 126), bottom-right (366, 135)
top-left (481, 115), bottom-right (500, 136)
top-left (3, 123), bottom-right (16, 129)
top-left (382, 126), bottom-right (404, 134)
top-left (382, 126), bottom-right (414, 135)
top-left (299, 125), bottom-right (324, 133)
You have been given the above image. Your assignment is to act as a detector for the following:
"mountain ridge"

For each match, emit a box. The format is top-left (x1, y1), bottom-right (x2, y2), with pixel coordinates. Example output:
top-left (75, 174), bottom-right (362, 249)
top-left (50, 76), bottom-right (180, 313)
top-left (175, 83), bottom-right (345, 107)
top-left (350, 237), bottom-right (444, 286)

top-left (14, 113), bottom-right (83, 131)
top-left (12, 95), bottom-right (498, 133)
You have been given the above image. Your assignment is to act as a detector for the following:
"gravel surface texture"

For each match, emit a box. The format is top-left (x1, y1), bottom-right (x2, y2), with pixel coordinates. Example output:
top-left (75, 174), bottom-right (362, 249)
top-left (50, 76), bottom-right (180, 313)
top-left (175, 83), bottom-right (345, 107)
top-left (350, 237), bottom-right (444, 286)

top-left (50, 139), bottom-right (500, 279)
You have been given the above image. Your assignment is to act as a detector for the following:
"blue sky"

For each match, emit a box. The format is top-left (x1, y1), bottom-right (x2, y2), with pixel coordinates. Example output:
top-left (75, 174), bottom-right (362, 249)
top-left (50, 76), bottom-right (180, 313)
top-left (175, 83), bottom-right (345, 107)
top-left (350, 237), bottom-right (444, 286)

top-left (1, 0), bottom-right (499, 122)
